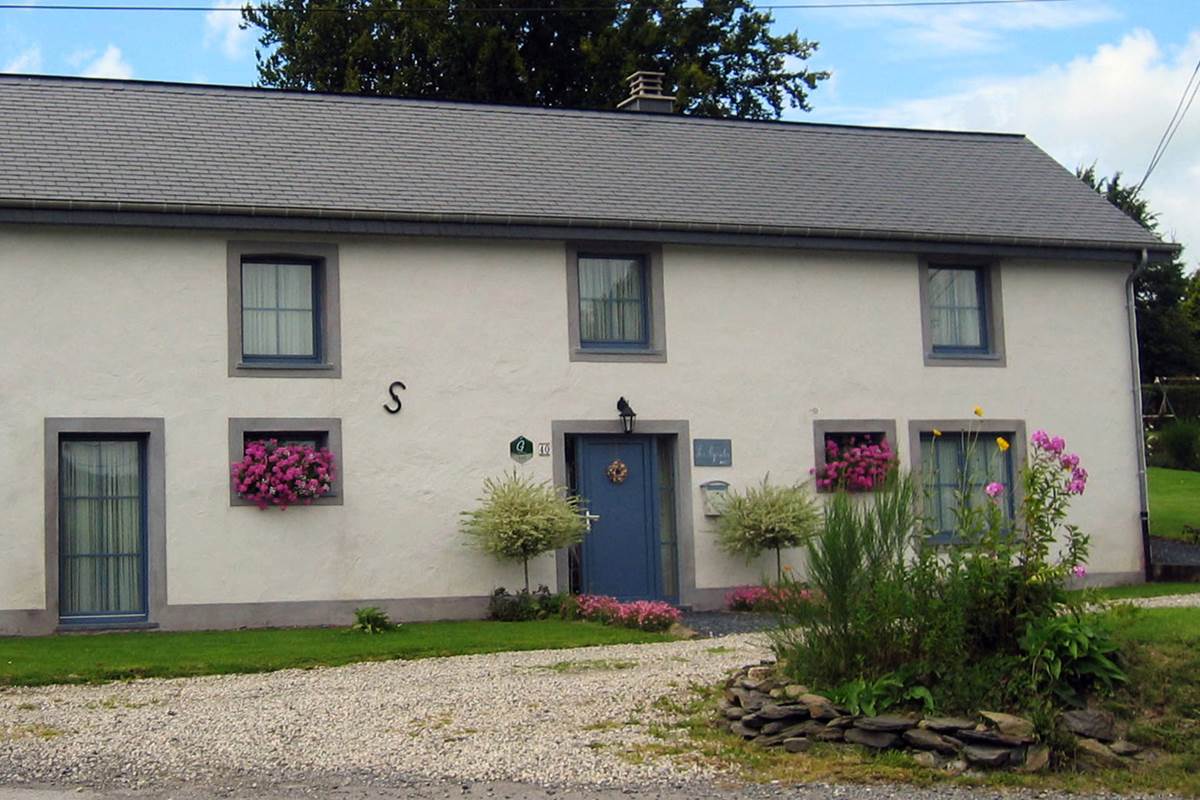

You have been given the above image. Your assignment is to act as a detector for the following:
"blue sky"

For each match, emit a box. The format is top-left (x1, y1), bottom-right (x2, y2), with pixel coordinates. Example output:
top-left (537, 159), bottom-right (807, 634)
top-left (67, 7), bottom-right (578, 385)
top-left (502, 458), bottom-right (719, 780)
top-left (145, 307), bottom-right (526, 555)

top-left (1, 0), bottom-right (1197, 261)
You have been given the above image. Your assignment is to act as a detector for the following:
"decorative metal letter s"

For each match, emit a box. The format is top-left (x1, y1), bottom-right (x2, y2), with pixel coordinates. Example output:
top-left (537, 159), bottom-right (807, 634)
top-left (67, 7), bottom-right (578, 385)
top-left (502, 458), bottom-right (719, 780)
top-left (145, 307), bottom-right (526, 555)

top-left (383, 381), bottom-right (406, 414)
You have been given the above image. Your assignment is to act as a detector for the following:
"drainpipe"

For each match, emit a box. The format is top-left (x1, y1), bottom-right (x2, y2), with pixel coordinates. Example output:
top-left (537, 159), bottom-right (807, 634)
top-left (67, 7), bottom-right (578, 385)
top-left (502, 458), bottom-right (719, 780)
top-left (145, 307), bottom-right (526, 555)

top-left (1126, 248), bottom-right (1153, 581)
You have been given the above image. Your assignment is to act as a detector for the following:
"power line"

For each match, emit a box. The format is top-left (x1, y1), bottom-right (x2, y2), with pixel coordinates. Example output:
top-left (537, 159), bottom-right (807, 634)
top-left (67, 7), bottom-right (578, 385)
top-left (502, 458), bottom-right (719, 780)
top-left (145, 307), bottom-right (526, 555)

top-left (0, 0), bottom-right (1079, 12)
top-left (1137, 55), bottom-right (1200, 194)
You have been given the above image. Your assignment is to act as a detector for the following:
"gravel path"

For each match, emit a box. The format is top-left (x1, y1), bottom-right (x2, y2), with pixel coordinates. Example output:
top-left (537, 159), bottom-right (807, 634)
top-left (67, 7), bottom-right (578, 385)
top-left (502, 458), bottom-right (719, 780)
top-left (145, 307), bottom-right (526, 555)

top-left (1105, 591), bottom-right (1200, 609)
top-left (0, 634), bottom-right (771, 792)
top-left (680, 611), bottom-right (776, 638)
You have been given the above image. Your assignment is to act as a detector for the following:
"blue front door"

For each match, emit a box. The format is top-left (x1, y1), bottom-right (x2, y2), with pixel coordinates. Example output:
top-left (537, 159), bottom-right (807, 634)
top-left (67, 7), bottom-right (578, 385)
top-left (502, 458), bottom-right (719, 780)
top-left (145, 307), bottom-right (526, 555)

top-left (576, 436), bottom-right (662, 601)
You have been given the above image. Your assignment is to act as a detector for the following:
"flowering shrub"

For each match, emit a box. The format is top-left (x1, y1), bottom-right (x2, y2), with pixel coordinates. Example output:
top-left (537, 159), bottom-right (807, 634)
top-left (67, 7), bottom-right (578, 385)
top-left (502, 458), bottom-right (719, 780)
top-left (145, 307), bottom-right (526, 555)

top-left (772, 409), bottom-right (1115, 713)
top-left (231, 439), bottom-right (335, 510)
top-left (726, 583), bottom-right (817, 612)
top-left (575, 594), bottom-right (681, 632)
top-left (812, 435), bottom-right (895, 492)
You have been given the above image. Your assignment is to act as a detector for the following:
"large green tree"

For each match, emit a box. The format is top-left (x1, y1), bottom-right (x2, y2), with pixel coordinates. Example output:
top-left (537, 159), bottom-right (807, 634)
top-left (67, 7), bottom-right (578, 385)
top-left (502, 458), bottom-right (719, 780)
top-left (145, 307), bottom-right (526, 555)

top-left (243, 0), bottom-right (828, 119)
top-left (1077, 165), bottom-right (1198, 380)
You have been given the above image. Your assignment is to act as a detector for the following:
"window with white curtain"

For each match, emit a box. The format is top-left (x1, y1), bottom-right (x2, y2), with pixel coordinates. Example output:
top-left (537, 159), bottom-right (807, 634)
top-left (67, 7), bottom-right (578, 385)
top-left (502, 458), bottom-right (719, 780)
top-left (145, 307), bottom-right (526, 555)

top-left (920, 431), bottom-right (1014, 541)
top-left (241, 260), bottom-right (318, 360)
top-left (928, 266), bottom-right (988, 352)
top-left (577, 255), bottom-right (648, 347)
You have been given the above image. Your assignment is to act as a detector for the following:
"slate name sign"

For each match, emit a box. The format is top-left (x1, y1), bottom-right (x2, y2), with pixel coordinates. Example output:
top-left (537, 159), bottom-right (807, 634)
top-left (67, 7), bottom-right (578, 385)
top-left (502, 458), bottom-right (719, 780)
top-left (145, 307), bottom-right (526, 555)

top-left (693, 438), bottom-right (733, 467)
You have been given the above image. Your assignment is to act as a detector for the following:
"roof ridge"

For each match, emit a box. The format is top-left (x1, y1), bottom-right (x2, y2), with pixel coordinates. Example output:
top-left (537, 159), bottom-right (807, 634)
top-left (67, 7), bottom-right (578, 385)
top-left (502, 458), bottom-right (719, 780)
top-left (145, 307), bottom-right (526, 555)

top-left (0, 72), bottom-right (1029, 141)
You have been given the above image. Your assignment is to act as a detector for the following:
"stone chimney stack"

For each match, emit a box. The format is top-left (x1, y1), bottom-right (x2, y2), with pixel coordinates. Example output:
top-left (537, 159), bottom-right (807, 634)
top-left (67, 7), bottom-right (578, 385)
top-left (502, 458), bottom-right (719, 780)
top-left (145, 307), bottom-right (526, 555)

top-left (616, 71), bottom-right (675, 113)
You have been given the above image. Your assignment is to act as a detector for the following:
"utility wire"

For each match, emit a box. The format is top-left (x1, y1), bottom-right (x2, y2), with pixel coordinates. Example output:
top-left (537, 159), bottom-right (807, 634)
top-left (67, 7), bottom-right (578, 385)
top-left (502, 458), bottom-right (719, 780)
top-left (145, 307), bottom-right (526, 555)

top-left (0, 0), bottom-right (1079, 12)
top-left (1137, 55), bottom-right (1200, 194)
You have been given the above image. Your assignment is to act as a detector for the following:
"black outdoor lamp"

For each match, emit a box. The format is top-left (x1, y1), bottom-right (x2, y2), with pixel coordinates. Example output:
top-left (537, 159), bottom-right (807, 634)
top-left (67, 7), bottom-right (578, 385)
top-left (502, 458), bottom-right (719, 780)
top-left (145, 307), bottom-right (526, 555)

top-left (617, 397), bottom-right (637, 434)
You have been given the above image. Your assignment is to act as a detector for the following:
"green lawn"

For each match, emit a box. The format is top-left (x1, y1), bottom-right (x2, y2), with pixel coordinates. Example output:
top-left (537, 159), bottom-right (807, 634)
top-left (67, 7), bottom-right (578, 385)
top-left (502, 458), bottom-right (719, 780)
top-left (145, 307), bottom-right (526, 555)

top-left (0, 620), bottom-right (671, 687)
top-left (1148, 466), bottom-right (1200, 541)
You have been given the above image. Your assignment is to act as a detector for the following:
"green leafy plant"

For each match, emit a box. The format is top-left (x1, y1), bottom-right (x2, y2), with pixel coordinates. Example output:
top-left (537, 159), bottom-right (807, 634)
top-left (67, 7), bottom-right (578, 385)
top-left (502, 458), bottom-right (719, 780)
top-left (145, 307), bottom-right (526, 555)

top-left (1153, 419), bottom-right (1200, 471)
top-left (487, 586), bottom-right (570, 622)
top-left (461, 471), bottom-right (587, 591)
top-left (828, 670), bottom-right (935, 717)
top-left (350, 606), bottom-right (396, 634)
top-left (716, 477), bottom-right (821, 581)
top-left (1020, 614), bottom-right (1127, 707)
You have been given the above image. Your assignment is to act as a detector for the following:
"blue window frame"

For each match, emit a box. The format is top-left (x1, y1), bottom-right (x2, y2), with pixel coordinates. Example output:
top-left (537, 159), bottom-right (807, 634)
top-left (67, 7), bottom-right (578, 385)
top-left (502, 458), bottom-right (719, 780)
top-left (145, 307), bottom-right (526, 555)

top-left (928, 266), bottom-right (989, 354)
top-left (577, 254), bottom-right (650, 349)
top-left (58, 435), bottom-right (148, 624)
top-left (240, 258), bottom-right (322, 363)
top-left (920, 431), bottom-right (1014, 543)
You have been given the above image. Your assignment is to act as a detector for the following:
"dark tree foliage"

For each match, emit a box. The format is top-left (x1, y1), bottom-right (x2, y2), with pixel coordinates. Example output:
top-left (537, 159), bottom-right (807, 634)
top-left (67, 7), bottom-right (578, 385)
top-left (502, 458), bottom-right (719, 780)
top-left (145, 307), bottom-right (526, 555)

top-left (1077, 165), bottom-right (1198, 381)
top-left (242, 0), bottom-right (829, 119)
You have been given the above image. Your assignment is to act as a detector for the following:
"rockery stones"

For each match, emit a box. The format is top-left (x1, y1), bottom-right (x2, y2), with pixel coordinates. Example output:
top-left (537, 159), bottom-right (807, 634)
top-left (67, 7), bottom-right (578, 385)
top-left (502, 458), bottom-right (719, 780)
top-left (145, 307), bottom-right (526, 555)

top-left (717, 663), bottom-right (1145, 774)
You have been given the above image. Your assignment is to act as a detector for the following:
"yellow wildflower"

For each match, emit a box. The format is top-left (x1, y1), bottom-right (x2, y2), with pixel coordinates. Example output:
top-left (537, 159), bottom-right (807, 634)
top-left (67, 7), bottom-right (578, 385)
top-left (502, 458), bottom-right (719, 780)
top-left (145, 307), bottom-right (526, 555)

top-left (973, 405), bottom-right (984, 417)
top-left (996, 436), bottom-right (1010, 452)
top-left (932, 429), bottom-right (942, 437)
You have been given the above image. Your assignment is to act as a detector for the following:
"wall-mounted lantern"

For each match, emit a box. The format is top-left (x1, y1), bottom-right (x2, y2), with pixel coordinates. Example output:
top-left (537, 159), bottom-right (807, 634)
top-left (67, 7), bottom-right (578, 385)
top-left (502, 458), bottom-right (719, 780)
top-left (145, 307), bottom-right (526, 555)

top-left (617, 397), bottom-right (637, 434)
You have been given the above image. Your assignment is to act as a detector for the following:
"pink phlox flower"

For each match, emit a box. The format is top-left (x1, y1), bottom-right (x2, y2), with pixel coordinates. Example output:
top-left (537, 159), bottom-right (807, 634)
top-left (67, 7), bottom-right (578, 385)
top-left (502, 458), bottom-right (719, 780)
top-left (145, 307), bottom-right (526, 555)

top-left (984, 482), bottom-right (1004, 499)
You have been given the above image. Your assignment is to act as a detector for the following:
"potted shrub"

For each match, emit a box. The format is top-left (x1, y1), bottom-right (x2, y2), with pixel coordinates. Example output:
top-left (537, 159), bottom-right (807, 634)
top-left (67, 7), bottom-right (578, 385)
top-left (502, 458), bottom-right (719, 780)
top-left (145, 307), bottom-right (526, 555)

top-left (460, 471), bottom-right (587, 591)
top-left (716, 478), bottom-right (821, 582)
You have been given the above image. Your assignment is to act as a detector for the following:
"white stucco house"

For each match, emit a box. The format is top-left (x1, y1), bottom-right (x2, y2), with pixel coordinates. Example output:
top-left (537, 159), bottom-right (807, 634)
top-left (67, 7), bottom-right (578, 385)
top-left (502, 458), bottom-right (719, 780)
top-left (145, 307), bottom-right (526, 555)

top-left (0, 73), bottom-right (1176, 635)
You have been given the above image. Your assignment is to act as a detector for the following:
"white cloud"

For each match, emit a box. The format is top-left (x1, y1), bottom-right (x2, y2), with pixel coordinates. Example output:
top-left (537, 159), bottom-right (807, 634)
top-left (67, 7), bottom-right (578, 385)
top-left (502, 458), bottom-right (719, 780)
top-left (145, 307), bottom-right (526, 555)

top-left (838, 0), bottom-right (1119, 56)
top-left (2, 45), bottom-right (42, 73)
top-left (204, 0), bottom-right (251, 60)
top-left (80, 45), bottom-right (133, 79)
top-left (862, 29), bottom-right (1200, 266)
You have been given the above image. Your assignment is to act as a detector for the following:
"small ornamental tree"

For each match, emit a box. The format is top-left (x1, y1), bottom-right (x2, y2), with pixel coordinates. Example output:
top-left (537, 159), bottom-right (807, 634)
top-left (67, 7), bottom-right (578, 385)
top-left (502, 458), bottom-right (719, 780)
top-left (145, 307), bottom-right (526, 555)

top-left (461, 471), bottom-right (587, 592)
top-left (716, 478), bottom-right (822, 581)
top-left (231, 439), bottom-right (335, 510)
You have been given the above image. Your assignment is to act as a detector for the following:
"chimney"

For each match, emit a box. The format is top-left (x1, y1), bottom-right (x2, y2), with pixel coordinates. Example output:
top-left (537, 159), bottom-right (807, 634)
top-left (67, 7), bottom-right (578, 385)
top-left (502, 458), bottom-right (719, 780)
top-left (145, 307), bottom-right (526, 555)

top-left (617, 71), bottom-right (675, 113)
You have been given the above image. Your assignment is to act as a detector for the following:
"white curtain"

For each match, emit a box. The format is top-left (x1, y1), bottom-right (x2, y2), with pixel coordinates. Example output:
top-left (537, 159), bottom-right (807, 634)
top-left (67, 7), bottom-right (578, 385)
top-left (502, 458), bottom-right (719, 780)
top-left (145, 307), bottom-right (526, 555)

top-left (921, 434), bottom-right (1010, 533)
top-left (242, 262), bottom-right (315, 357)
top-left (578, 257), bottom-right (645, 344)
top-left (60, 440), bottom-right (144, 617)
top-left (928, 268), bottom-right (983, 348)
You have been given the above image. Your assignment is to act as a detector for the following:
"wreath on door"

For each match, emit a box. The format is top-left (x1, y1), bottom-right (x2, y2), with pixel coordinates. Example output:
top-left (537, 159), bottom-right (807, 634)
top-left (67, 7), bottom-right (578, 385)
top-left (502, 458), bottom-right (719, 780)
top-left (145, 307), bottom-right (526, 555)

top-left (606, 459), bottom-right (629, 484)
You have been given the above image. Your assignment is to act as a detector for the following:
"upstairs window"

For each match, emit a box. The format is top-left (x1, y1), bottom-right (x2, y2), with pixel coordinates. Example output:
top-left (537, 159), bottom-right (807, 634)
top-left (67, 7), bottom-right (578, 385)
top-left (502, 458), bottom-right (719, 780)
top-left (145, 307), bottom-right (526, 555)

top-left (928, 266), bottom-right (987, 352)
top-left (566, 245), bottom-right (666, 362)
top-left (578, 255), bottom-right (649, 348)
top-left (241, 260), bottom-right (319, 361)
top-left (920, 260), bottom-right (1005, 367)
top-left (227, 242), bottom-right (341, 379)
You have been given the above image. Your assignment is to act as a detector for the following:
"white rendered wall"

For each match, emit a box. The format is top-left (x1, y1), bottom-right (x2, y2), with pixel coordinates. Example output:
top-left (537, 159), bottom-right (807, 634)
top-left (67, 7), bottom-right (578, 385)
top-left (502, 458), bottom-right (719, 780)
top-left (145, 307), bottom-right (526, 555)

top-left (0, 227), bottom-right (1143, 618)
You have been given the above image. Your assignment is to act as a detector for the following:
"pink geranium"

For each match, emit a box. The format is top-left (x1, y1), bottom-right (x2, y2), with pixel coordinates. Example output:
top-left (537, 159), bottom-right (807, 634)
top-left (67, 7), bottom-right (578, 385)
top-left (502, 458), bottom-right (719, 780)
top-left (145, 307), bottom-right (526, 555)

top-left (575, 594), bottom-right (680, 631)
top-left (811, 435), bottom-right (895, 492)
top-left (231, 439), bottom-right (336, 510)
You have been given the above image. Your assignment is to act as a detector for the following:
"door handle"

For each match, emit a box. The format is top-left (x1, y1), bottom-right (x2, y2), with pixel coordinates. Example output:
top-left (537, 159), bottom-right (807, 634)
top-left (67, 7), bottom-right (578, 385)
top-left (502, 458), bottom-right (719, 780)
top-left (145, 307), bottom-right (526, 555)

top-left (582, 512), bottom-right (601, 532)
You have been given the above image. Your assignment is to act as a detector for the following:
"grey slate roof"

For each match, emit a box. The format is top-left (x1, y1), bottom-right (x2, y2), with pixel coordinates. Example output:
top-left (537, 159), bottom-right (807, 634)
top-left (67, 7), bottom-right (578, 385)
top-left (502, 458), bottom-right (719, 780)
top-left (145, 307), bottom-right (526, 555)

top-left (0, 75), bottom-right (1171, 256)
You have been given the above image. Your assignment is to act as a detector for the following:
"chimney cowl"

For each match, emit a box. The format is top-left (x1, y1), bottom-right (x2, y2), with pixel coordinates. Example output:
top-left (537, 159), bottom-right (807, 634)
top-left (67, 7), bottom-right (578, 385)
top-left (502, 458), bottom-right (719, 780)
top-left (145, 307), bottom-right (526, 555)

top-left (617, 70), bottom-right (675, 113)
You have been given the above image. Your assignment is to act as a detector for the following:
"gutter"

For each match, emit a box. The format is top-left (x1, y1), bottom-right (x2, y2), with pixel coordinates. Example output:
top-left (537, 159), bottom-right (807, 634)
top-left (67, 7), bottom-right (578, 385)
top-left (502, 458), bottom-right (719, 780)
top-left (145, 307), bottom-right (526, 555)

top-left (1126, 248), bottom-right (1153, 581)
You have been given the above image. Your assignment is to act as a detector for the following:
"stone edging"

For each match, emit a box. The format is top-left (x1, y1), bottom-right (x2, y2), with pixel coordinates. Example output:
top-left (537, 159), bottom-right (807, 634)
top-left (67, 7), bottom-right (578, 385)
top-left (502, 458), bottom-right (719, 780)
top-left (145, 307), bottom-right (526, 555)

top-left (716, 663), bottom-right (1147, 773)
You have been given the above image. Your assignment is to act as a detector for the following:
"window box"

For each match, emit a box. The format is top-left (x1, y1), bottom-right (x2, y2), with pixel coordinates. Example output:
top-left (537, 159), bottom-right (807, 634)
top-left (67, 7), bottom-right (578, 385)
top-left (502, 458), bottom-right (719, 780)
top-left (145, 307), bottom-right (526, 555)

top-left (227, 418), bottom-right (343, 506)
top-left (811, 419), bottom-right (898, 492)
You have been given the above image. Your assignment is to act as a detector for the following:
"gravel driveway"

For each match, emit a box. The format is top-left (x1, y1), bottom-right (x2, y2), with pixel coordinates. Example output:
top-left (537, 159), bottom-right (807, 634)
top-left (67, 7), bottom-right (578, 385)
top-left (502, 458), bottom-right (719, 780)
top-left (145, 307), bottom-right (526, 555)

top-left (0, 633), bottom-right (771, 792)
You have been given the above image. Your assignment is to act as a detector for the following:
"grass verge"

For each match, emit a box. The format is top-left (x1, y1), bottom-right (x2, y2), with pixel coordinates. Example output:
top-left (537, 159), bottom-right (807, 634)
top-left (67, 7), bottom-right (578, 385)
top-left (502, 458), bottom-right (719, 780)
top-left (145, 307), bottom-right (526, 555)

top-left (0, 620), bottom-right (670, 687)
top-left (1148, 466), bottom-right (1200, 541)
top-left (635, 607), bottom-right (1200, 796)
